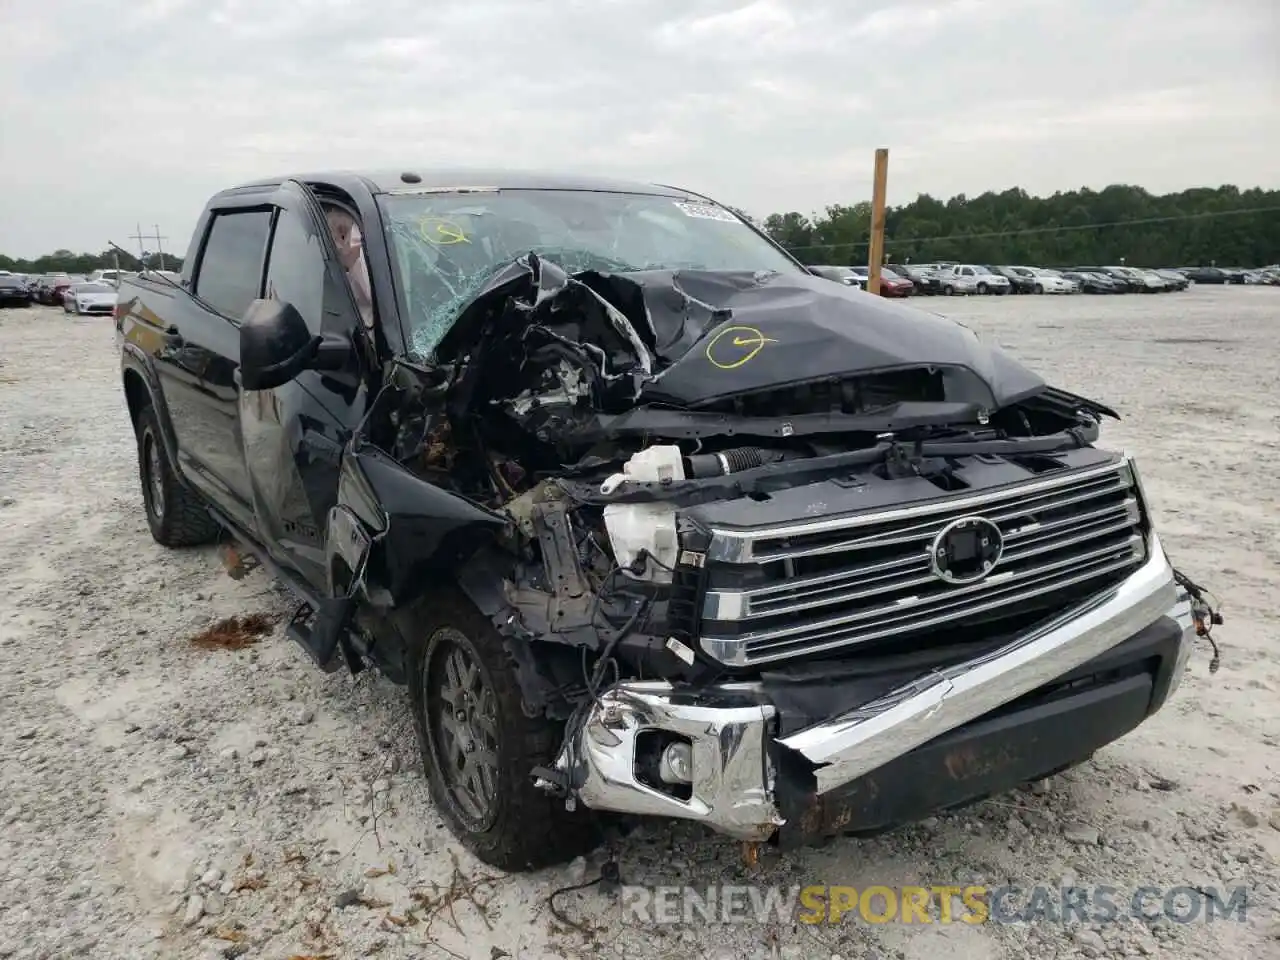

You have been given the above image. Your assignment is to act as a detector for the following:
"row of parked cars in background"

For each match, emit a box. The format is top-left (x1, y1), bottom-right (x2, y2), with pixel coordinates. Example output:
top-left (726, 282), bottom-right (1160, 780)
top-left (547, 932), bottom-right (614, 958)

top-left (0, 269), bottom-right (147, 314)
top-left (4, 259), bottom-right (1277, 312)
top-left (808, 262), bottom-right (1280, 297)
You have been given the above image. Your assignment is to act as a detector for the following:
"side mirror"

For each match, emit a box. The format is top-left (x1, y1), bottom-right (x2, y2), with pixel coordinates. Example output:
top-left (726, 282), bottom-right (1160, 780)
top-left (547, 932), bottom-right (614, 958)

top-left (239, 299), bottom-right (348, 391)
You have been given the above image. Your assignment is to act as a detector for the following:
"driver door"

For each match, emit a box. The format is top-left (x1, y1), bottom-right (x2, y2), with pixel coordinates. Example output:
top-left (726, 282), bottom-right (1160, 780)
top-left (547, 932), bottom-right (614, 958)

top-left (238, 181), bottom-right (369, 587)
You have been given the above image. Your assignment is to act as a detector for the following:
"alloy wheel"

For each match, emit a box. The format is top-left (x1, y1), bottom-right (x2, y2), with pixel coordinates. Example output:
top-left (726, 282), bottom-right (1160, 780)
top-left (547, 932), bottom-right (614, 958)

top-left (143, 431), bottom-right (166, 520)
top-left (425, 630), bottom-right (500, 829)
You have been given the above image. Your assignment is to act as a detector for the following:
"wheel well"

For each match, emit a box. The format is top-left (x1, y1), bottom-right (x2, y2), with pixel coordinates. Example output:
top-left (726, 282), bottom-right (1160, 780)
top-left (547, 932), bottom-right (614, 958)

top-left (123, 369), bottom-right (151, 426)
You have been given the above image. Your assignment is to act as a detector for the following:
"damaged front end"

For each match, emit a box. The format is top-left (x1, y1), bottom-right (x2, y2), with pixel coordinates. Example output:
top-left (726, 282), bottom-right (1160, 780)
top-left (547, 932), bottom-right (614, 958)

top-left (341, 250), bottom-right (1216, 846)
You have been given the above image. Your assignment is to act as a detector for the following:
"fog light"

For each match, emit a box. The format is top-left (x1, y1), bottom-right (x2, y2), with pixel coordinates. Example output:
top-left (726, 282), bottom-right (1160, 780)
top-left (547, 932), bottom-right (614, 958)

top-left (659, 741), bottom-right (693, 784)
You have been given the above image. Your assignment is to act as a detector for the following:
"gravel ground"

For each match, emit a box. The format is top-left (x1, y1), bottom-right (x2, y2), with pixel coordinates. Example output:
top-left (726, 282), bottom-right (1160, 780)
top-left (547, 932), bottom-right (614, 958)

top-left (1, 288), bottom-right (1277, 960)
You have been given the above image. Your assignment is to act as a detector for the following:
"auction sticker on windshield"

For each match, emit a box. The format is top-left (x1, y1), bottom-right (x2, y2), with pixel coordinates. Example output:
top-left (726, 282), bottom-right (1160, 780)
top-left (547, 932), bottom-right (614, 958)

top-left (674, 201), bottom-right (741, 222)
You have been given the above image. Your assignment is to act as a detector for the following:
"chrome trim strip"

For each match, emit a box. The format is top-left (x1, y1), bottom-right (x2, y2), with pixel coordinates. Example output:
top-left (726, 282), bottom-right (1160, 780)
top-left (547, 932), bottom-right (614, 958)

top-left (708, 456), bottom-right (1132, 562)
top-left (702, 499), bottom-right (1139, 623)
top-left (729, 548), bottom-right (1144, 665)
top-left (706, 517), bottom-right (1139, 624)
top-left (704, 546), bottom-right (1144, 666)
top-left (703, 535), bottom-right (1143, 654)
top-left (746, 478), bottom-right (1133, 565)
top-left (776, 531), bottom-right (1176, 794)
top-left (1001, 498), bottom-right (1139, 545)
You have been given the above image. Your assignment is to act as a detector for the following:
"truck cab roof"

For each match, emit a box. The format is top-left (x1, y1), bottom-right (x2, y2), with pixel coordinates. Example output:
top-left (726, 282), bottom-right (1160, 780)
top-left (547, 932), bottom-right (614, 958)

top-left (223, 168), bottom-right (703, 201)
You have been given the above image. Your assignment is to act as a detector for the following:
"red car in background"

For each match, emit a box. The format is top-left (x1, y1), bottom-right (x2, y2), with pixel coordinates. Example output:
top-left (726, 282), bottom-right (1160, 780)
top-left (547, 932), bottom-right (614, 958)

top-left (36, 275), bottom-right (75, 305)
top-left (809, 264), bottom-right (915, 297)
top-left (849, 265), bottom-right (915, 297)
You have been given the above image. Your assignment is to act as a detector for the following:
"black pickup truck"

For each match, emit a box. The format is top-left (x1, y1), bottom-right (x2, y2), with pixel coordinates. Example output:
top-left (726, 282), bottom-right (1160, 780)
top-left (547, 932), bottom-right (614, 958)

top-left (116, 169), bottom-right (1219, 870)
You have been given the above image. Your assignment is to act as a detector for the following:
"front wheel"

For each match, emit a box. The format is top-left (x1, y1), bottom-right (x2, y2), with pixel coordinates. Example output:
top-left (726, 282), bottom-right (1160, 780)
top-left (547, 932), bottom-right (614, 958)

top-left (1034, 284), bottom-right (1045, 294)
top-left (406, 593), bottom-right (598, 871)
top-left (944, 285), bottom-right (955, 296)
top-left (976, 282), bottom-right (988, 295)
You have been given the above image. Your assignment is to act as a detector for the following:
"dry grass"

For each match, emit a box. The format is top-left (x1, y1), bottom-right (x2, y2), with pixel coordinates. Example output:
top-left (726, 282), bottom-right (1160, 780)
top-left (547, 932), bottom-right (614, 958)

top-left (189, 612), bottom-right (278, 651)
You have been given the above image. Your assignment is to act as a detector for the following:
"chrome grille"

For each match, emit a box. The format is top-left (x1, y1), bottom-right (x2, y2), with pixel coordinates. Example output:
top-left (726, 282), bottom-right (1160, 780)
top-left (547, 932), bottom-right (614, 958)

top-left (699, 458), bottom-right (1147, 666)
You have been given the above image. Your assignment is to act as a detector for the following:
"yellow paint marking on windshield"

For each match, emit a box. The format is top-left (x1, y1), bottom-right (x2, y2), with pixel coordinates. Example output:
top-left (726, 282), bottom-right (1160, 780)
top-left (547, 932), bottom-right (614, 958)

top-left (418, 217), bottom-right (470, 245)
top-left (705, 325), bottom-right (777, 370)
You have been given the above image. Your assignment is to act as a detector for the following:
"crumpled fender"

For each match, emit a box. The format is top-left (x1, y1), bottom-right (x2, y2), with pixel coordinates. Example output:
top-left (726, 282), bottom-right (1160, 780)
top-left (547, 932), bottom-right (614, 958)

top-left (333, 438), bottom-right (511, 608)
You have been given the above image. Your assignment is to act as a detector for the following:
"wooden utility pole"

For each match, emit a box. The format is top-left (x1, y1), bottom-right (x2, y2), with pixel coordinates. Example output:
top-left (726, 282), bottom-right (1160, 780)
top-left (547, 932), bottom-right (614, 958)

top-left (866, 148), bottom-right (889, 295)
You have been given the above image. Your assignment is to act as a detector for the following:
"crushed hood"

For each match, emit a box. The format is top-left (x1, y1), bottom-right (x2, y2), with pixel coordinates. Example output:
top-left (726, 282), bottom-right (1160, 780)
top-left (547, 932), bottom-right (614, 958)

top-left (434, 256), bottom-right (1045, 413)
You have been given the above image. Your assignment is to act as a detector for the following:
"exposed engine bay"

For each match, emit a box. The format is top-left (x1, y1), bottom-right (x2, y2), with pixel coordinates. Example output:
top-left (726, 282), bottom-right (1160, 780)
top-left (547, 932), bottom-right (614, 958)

top-left (353, 256), bottom-right (1128, 721)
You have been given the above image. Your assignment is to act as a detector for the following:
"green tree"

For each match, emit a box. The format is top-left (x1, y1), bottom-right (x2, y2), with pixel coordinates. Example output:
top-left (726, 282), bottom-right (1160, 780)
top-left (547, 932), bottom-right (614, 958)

top-left (0, 248), bottom-right (183, 275)
top-left (761, 184), bottom-right (1280, 268)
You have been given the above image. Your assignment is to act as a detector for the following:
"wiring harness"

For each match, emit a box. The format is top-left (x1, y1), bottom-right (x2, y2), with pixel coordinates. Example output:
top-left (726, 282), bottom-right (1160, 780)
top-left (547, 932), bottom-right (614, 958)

top-left (1172, 567), bottom-right (1223, 673)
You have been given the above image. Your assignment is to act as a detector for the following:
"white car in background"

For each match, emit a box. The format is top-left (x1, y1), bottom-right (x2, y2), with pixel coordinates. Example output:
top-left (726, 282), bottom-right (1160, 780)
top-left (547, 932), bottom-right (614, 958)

top-left (88, 269), bottom-right (136, 287)
top-left (1027, 268), bottom-right (1079, 294)
top-left (63, 281), bottom-right (119, 316)
top-left (941, 264), bottom-right (1010, 295)
top-left (1107, 266), bottom-right (1166, 292)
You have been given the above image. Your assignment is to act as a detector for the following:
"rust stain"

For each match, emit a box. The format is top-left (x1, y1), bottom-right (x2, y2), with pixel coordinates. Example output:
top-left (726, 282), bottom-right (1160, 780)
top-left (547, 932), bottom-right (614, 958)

top-left (944, 743), bottom-right (1022, 782)
top-left (190, 613), bottom-right (278, 651)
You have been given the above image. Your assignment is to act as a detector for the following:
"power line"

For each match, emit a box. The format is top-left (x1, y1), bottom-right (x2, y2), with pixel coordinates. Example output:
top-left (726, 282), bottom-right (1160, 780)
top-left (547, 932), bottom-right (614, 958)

top-left (778, 204), bottom-right (1280, 253)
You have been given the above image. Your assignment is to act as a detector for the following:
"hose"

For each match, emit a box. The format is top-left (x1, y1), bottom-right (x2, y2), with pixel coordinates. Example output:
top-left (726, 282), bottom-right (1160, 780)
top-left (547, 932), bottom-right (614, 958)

top-left (685, 446), bottom-right (784, 478)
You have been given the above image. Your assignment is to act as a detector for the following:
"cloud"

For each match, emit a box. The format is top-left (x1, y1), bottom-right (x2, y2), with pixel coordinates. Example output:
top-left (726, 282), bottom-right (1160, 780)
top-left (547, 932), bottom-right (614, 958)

top-left (0, 0), bottom-right (1276, 256)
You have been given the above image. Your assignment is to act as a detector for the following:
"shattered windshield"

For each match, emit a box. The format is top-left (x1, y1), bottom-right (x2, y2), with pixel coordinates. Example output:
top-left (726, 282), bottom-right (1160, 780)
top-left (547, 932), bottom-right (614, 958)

top-left (376, 189), bottom-right (800, 357)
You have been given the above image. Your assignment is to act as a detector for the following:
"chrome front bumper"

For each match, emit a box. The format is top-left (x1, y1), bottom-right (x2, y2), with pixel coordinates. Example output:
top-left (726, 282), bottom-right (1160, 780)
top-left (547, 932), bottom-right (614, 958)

top-left (549, 533), bottom-right (1191, 840)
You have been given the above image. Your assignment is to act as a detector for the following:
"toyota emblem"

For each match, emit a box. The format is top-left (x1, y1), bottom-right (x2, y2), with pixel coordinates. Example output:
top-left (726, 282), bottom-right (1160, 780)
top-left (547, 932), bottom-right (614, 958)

top-left (928, 516), bottom-right (1004, 585)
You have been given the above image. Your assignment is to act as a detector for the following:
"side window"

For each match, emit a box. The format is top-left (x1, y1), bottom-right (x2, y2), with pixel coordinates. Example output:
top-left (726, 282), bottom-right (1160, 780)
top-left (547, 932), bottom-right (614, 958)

top-left (962, 267), bottom-right (974, 276)
top-left (194, 210), bottom-right (272, 319)
top-left (263, 206), bottom-right (327, 334)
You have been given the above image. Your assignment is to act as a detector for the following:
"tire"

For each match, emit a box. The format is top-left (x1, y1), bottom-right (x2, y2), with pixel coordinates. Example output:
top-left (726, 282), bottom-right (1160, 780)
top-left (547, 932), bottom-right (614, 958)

top-left (134, 403), bottom-right (221, 547)
top-left (976, 282), bottom-right (988, 295)
top-left (944, 285), bottom-right (955, 296)
top-left (1034, 284), bottom-right (1044, 295)
top-left (406, 592), bottom-right (599, 871)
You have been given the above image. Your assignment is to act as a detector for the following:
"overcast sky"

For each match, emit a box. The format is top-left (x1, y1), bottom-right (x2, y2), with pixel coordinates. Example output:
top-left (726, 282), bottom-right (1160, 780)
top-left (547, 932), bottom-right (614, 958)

top-left (1, 0), bottom-right (1276, 258)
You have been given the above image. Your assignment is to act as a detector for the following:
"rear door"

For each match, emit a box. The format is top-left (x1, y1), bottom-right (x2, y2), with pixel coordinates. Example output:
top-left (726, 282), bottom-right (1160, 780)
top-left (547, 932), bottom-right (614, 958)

top-left (238, 181), bottom-right (368, 586)
top-left (156, 202), bottom-right (273, 532)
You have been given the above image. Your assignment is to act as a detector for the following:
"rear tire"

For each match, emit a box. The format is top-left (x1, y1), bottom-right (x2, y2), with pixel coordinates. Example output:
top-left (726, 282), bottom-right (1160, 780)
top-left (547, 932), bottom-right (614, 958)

top-left (135, 403), bottom-right (221, 547)
top-left (944, 284), bottom-right (955, 296)
top-left (405, 592), bottom-right (599, 871)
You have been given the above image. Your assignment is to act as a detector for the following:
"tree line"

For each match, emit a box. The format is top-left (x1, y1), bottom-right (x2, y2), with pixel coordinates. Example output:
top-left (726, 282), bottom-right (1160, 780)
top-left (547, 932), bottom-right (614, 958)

top-left (760, 184), bottom-right (1279, 268)
top-left (0, 249), bottom-right (183, 275)
top-left (3, 184), bottom-right (1276, 275)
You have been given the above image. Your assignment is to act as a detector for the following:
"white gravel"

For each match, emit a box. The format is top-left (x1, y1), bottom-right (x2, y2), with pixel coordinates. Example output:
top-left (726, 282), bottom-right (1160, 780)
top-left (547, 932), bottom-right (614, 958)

top-left (1, 288), bottom-right (1277, 960)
